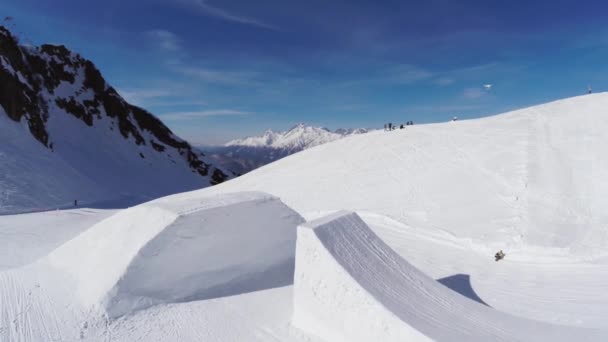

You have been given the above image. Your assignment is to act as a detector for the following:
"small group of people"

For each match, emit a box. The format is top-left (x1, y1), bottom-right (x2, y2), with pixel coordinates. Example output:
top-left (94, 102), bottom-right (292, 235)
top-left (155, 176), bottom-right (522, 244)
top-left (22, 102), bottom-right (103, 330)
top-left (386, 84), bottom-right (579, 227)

top-left (384, 121), bottom-right (414, 131)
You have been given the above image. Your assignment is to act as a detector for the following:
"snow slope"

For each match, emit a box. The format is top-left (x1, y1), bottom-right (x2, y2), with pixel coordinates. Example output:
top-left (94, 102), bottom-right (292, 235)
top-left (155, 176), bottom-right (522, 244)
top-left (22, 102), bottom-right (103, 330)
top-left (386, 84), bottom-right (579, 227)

top-left (202, 93), bottom-right (608, 257)
top-left (0, 109), bottom-right (112, 212)
top-left (363, 212), bottom-right (608, 328)
top-left (293, 211), bottom-right (604, 341)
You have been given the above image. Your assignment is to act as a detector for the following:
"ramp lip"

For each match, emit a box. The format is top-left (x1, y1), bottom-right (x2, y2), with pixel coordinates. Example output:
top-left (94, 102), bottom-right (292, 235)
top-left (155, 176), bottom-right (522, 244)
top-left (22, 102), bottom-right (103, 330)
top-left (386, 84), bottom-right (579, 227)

top-left (300, 210), bottom-right (355, 230)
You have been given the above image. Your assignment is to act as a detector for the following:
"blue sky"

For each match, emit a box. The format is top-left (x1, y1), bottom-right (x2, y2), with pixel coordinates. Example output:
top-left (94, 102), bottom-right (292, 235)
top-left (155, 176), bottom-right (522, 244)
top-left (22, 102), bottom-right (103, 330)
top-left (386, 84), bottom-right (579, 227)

top-left (2, 0), bottom-right (608, 145)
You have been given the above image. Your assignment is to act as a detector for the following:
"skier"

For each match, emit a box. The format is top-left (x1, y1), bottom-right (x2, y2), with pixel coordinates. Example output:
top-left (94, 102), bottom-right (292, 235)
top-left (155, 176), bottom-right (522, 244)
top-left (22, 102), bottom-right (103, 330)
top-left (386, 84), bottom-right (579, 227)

top-left (400, 124), bottom-right (404, 129)
top-left (388, 123), bottom-right (393, 131)
top-left (588, 85), bottom-right (593, 94)
top-left (74, 199), bottom-right (78, 207)
top-left (494, 250), bottom-right (505, 262)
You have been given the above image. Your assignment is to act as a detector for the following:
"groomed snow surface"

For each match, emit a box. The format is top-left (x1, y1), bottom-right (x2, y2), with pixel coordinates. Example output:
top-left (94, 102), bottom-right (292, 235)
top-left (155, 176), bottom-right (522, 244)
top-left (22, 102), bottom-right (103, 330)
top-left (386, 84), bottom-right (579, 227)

top-left (3, 93), bottom-right (608, 340)
top-left (294, 211), bottom-right (604, 341)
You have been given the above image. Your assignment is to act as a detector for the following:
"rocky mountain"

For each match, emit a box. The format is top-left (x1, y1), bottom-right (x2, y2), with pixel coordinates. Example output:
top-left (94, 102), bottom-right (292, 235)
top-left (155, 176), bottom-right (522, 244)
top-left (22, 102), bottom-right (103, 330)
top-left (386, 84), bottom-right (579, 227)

top-left (206, 124), bottom-right (369, 175)
top-left (0, 26), bottom-right (228, 213)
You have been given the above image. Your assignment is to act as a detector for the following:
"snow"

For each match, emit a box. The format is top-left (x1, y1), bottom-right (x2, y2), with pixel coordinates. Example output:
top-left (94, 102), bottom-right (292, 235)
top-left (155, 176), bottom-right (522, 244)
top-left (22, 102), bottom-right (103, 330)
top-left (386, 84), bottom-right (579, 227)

top-left (0, 208), bottom-right (115, 271)
top-left (0, 53), bottom-right (33, 90)
top-left (202, 93), bottom-right (608, 257)
top-left (3, 93), bottom-right (608, 340)
top-left (293, 211), bottom-right (604, 341)
top-left (0, 48), bottom-right (228, 214)
top-left (0, 192), bottom-right (316, 341)
top-left (362, 212), bottom-right (608, 328)
top-left (225, 123), bottom-right (367, 151)
top-left (0, 106), bottom-right (116, 213)
top-left (227, 129), bottom-right (281, 147)
top-left (47, 192), bottom-right (303, 317)
top-left (0, 86), bottom-right (219, 214)
top-left (213, 124), bottom-right (369, 174)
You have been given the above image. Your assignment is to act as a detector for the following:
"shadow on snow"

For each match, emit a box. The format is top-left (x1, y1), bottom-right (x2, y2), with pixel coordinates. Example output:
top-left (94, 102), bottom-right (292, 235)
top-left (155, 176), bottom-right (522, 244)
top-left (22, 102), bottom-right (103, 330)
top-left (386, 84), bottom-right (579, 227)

top-left (437, 274), bottom-right (490, 307)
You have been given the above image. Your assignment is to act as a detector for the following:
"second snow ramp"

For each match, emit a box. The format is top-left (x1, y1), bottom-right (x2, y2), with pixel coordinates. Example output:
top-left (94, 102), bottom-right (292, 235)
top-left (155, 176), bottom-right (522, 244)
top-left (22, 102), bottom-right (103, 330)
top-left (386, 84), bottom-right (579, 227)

top-left (293, 211), bottom-right (604, 342)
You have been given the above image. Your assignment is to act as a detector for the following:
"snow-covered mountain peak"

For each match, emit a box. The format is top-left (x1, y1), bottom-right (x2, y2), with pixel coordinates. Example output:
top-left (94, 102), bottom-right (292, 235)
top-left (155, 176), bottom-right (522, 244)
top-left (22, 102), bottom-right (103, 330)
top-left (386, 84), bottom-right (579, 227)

top-left (215, 123), bottom-right (369, 174)
top-left (225, 123), bottom-right (367, 151)
top-left (286, 122), bottom-right (307, 131)
top-left (335, 127), bottom-right (369, 135)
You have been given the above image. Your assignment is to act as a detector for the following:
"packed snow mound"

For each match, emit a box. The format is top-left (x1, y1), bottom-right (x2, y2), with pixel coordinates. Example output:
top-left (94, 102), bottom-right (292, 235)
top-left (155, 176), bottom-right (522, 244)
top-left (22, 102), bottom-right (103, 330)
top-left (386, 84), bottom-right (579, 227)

top-left (202, 93), bottom-right (608, 256)
top-left (293, 211), bottom-right (604, 341)
top-left (46, 192), bottom-right (304, 317)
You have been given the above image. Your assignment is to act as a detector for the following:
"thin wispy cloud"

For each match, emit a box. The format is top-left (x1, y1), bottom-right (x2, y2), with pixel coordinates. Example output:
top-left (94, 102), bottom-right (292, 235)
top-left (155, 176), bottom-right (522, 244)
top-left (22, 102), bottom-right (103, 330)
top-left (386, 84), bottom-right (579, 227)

top-left (463, 87), bottom-right (485, 99)
top-left (404, 104), bottom-right (484, 113)
top-left (173, 66), bottom-right (260, 86)
top-left (118, 86), bottom-right (208, 108)
top-left (151, 100), bottom-right (209, 107)
top-left (434, 77), bottom-right (455, 86)
top-left (119, 88), bottom-right (176, 105)
top-left (179, 0), bottom-right (278, 30)
top-left (333, 64), bottom-right (434, 88)
top-left (387, 65), bottom-right (434, 84)
top-left (146, 29), bottom-right (181, 51)
top-left (161, 109), bottom-right (253, 121)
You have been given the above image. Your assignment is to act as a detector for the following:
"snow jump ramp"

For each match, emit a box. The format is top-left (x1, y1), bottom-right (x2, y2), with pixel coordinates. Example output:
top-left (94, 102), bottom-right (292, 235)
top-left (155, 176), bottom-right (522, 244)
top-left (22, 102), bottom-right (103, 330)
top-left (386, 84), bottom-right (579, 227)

top-left (293, 211), bottom-right (604, 341)
top-left (46, 192), bottom-right (304, 318)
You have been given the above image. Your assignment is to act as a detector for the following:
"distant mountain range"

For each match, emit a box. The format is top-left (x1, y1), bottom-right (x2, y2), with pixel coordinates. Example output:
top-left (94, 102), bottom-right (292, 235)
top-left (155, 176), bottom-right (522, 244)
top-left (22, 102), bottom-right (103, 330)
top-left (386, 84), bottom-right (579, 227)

top-left (204, 124), bottom-right (369, 175)
top-left (0, 26), bottom-right (228, 213)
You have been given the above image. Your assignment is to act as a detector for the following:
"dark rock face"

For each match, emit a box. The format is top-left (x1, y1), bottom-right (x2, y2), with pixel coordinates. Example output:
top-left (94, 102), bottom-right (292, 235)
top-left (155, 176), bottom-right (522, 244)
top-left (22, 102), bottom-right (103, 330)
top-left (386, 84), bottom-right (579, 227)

top-left (0, 26), bottom-right (228, 185)
top-left (0, 27), bottom-right (50, 146)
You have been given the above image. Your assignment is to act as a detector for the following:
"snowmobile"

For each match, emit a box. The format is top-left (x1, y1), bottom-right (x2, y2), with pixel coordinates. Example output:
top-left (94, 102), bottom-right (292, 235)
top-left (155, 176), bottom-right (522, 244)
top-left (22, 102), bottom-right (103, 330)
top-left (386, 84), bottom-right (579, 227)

top-left (495, 250), bottom-right (505, 262)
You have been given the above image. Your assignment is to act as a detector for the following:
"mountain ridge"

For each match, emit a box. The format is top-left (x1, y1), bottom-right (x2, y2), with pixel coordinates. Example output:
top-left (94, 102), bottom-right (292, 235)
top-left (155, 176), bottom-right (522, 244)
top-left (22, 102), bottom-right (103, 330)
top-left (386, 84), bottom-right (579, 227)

top-left (209, 124), bottom-right (369, 174)
top-left (0, 26), bottom-right (228, 213)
